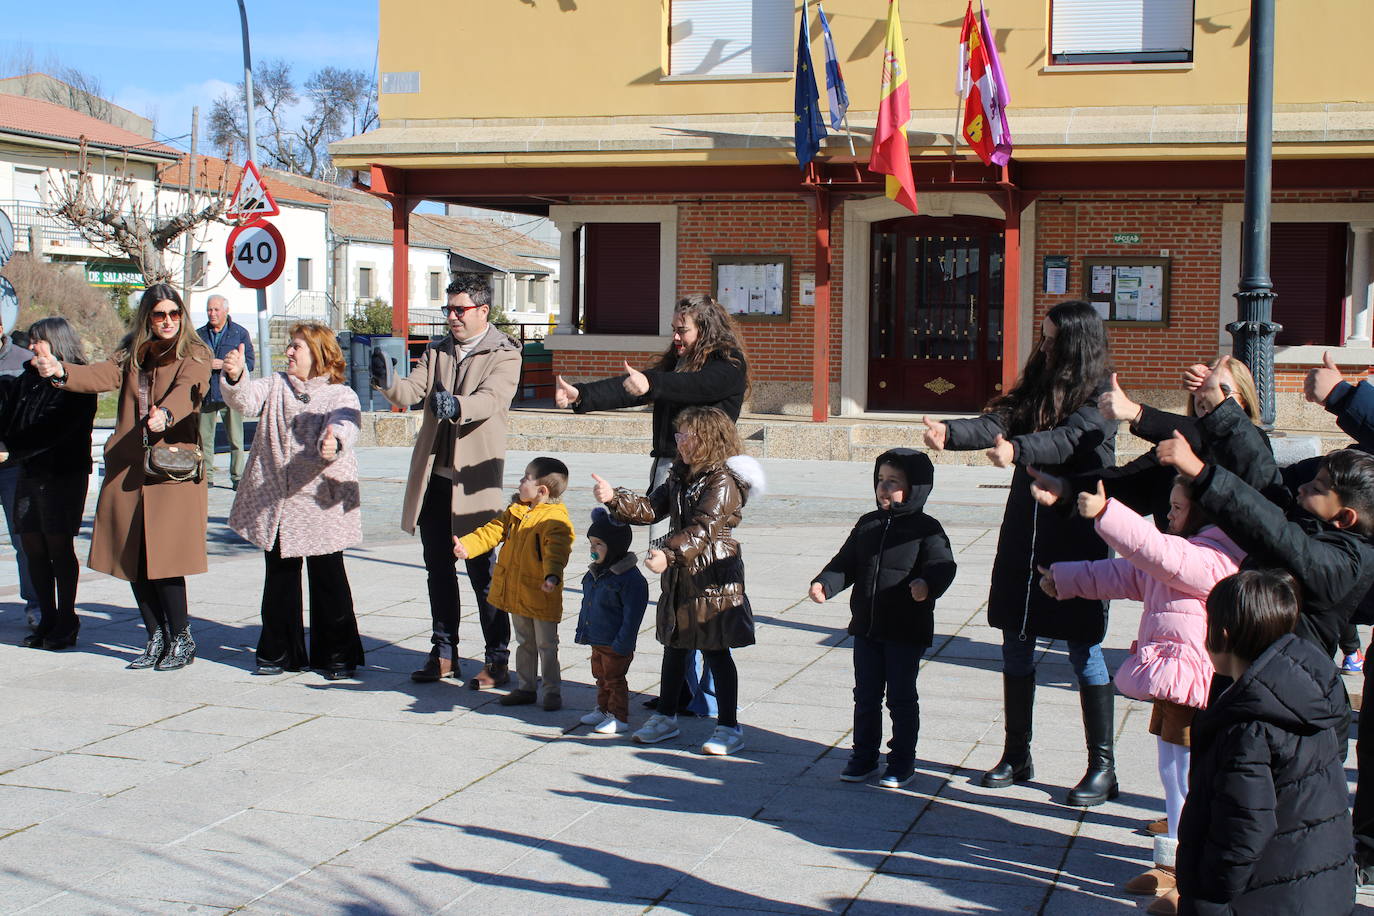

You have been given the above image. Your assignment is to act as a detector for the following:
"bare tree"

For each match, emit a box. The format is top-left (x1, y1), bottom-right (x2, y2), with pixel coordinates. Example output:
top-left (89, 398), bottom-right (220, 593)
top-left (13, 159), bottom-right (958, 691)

top-left (209, 59), bottom-right (378, 182)
top-left (48, 140), bottom-right (231, 285)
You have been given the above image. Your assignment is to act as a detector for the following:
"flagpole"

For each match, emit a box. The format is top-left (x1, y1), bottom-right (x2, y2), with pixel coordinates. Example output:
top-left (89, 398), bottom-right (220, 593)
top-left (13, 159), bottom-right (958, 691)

top-left (839, 113), bottom-right (857, 158)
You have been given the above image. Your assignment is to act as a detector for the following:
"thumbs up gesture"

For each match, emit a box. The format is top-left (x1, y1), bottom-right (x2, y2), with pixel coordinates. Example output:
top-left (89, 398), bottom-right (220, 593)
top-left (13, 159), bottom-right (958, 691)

top-left (1076, 479), bottom-right (1108, 519)
top-left (621, 361), bottom-right (650, 397)
top-left (1157, 429), bottom-right (1205, 481)
top-left (222, 343), bottom-right (246, 382)
top-left (1098, 372), bottom-right (1141, 422)
top-left (986, 433), bottom-right (1014, 468)
top-left (921, 415), bottom-right (947, 452)
top-left (1304, 350), bottom-right (1345, 406)
top-left (31, 339), bottom-right (62, 379)
top-left (319, 425), bottom-right (341, 461)
top-left (1037, 565), bottom-right (1060, 599)
top-left (1026, 465), bottom-right (1067, 507)
top-left (590, 473), bottom-right (614, 504)
top-left (554, 375), bottom-right (580, 409)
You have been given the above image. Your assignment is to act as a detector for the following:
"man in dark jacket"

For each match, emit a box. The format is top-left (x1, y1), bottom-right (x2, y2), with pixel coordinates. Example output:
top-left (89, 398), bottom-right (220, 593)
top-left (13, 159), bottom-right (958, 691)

top-left (196, 296), bottom-right (254, 489)
top-left (810, 449), bottom-right (957, 789)
top-left (0, 312), bottom-right (38, 627)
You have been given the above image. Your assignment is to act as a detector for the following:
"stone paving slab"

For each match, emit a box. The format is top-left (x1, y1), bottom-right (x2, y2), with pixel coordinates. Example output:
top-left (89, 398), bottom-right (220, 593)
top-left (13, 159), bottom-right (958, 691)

top-left (0, 449), bottom-right (1371, 914)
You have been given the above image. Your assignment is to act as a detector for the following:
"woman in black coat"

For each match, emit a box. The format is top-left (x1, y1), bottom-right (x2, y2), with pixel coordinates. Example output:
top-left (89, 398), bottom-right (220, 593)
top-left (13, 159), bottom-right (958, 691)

top-left (0, 318), bottom-right (97, 649)
top-left (924, 300), bottom-right (1118, 806)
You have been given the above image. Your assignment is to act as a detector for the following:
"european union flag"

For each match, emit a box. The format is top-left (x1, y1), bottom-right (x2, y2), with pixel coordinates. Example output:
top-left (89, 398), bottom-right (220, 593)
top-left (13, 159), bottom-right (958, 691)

top-left (794, 0), bottom-right (827, 169)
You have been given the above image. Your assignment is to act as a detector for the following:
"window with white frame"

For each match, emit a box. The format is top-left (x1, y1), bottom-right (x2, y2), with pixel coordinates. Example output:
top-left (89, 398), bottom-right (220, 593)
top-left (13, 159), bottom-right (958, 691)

top-left (429, 271), bottom-right (442, 301)
top-left (297, 258), bottom-right (312, 291)
top-left (190, 251), bottom-right (207, 288)
top-left (1050, 0), bottom-right (1194, 65)
top-left (358, 267), bottom-right (373, 300)
top-left (669, 0), bottom-right (793, 77)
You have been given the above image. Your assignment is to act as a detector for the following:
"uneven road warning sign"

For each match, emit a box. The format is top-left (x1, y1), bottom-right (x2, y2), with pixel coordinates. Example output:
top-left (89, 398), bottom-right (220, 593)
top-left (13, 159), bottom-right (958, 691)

top-left (226, 160), bottom-right (280, 221)
top-left (226, 219), bottom-right (287, 289)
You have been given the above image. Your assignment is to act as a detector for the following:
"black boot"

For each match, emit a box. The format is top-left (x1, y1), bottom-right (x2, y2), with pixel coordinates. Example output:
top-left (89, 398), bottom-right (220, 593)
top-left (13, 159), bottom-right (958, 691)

top-left (981, 673), bottom-right (1036, 788)
top-left (127, 627), bottom-right (167, 669)
top-left (411, 644), bottom-right (460, 682)
top-left (155, 628), bottom-right (196, 671)
top-left (1066, 683), bottom-right (1119, 806)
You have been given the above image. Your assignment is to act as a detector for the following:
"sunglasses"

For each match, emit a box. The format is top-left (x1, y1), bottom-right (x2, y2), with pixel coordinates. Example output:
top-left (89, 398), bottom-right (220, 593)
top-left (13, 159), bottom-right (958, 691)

top-left (150, 309), bottom-right (183, 322)
top-left (443, 304), bottom-right (483, 316)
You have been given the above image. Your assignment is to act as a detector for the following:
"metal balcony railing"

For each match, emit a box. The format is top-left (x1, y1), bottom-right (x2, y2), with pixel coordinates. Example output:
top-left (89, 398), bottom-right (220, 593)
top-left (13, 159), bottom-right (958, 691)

top-left (0, 200), bottom-right (89, 247)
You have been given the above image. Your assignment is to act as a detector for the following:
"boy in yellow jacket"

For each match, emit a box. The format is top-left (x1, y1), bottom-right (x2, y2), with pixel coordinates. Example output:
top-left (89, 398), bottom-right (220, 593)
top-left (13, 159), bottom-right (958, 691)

top-left (455, 457), bottom-right (575, 710)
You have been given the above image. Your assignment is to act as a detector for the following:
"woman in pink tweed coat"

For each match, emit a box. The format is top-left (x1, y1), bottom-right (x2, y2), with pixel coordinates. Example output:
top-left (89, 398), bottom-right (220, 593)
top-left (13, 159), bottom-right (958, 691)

top-left (1040, 478), bottom-right (1245, 909)
top-left (221, 323), bottom-right (365, 680)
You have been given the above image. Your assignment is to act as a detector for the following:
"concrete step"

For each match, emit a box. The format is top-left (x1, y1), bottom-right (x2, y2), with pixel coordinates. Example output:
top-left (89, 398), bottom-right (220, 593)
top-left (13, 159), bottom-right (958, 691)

top-left (356, 406), bottom-right (1357, 465)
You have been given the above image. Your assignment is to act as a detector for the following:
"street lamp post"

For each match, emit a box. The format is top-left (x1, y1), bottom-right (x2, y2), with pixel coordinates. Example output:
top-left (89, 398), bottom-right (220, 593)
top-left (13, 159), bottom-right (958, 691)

top-left (237, 0), bottom-right (271, 378)
top-left (1229, 0), bottom-right (1279, 426)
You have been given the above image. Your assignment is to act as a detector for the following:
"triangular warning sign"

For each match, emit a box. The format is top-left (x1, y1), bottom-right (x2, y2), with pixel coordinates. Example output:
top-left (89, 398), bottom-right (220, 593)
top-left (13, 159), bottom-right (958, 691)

top-left (226, 160), bottom-right (280, 221)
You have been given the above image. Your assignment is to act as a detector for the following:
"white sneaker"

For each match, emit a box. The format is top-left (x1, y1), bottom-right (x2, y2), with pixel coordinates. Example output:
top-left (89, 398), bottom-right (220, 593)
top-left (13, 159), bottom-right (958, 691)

top-left (580, 707), bottom-right (608, 726)
top-left (702, 725), bottom-right (745, 756)
top-left (632, 713), bottom-right (680, 744)
top-left (593, 715), bottom-right (629, 735)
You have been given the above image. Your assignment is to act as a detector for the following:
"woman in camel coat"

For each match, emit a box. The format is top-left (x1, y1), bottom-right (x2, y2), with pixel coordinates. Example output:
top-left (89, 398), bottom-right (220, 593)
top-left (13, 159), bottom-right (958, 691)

top-left (33, 283), bottom-right (212, 671)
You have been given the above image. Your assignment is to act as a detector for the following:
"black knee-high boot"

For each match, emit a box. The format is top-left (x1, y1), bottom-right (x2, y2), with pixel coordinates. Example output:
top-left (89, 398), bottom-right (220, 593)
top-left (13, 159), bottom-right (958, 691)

top-left (1066, 683), bottom-right (1119, 806)
top-left (981, 673), bottom-right (1036, 788)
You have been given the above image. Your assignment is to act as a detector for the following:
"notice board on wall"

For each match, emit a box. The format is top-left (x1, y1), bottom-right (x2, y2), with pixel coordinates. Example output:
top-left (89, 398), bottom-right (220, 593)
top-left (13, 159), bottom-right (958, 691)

top-left (1082, 256), bottom-right (1171, 327)
top-left (712, 254), bottom-right (792, 321)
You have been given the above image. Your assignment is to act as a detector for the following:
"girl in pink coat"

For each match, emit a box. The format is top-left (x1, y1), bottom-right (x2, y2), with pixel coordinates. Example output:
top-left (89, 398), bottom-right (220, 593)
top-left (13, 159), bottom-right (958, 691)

top-left (1039, 477), bottom-right (1244, 914)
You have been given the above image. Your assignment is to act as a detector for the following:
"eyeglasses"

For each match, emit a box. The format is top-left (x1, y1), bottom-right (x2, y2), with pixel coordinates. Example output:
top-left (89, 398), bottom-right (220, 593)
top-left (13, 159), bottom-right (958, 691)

top-left (673, 431), bottom-right (695, 442)
top-left (671, 325), bottom-right (692, 337)
top-left (150, 309), bottom-right (182, 322)
top-left (443, 304), bottom-right (482, 316)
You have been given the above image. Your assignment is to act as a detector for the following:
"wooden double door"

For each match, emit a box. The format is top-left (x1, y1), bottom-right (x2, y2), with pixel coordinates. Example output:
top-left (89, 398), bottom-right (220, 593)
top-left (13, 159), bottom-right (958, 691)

top-left (867, 216), bottom-right (1005, 412)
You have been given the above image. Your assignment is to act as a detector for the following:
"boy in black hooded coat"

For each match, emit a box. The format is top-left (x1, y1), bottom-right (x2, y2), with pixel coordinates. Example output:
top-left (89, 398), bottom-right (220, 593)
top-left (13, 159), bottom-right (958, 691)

top-left (810, 449), bottom-right (957, 788)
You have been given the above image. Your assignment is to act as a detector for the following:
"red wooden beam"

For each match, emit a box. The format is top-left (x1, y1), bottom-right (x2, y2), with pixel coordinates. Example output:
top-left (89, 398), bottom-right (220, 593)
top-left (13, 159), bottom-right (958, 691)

top-left (811, 186), bottom-right (835, 423)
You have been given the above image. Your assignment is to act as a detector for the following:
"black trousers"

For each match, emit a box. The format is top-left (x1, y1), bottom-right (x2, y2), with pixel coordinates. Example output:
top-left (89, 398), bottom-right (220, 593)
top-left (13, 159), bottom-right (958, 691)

top-left (417, 475), bottom-right (509, 665)
top-left (258, 541), bottom-right (365, 671)
top-left (851, 634), bottom-right (924, 772)
top-left (132, 541), bottom-right (188, 634)
top-left (659, 647), bottom-right (739, 727)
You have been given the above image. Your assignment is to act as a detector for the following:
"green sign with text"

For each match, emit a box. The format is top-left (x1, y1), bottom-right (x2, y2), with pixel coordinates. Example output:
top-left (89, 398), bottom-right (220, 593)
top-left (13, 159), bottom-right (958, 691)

top-left (85, 263), bottom-right (143, 287)
top-left (1111, 233), bottom-right (1142, 244)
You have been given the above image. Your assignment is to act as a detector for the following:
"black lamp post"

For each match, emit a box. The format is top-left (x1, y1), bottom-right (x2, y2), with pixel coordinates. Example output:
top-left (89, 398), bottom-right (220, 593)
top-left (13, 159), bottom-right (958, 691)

top-left (1229, 0), bottom-right (1280, 426)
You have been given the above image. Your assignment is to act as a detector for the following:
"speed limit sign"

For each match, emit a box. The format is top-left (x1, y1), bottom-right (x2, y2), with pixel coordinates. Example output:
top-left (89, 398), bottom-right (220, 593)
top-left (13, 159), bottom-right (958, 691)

top-left (226, 218), bottom-right (286, 289)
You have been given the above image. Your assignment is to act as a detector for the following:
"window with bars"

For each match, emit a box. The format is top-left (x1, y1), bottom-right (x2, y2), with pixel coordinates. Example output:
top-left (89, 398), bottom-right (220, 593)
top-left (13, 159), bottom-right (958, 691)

top-left (668, 0), bottom-right (793, 76)
top-left (583, 223), bottom-right (660, 335)
top-left (1271, 223), bottom-right (1348, 347)
top-left (1050, 0), bottom-right (1194, 64)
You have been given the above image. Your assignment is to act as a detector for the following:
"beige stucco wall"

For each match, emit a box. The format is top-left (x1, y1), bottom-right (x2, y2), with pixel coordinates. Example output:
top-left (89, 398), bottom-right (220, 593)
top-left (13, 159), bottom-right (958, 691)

top-left (377, 0), bottom-right (1370, 123)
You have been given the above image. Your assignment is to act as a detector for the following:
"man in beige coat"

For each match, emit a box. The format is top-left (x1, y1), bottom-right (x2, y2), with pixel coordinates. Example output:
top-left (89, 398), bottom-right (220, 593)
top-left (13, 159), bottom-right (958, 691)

top-left (371, 276), bottom-right (522, 686)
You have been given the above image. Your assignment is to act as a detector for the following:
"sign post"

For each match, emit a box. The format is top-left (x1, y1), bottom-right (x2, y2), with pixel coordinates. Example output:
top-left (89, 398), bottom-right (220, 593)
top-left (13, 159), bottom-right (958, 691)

top-left (237, 0), bottom-right (271, 376)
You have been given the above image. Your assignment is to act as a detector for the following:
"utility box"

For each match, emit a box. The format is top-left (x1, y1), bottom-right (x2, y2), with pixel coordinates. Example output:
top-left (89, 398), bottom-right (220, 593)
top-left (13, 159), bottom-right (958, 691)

top-left (349, 334), bottom-right (409, 412)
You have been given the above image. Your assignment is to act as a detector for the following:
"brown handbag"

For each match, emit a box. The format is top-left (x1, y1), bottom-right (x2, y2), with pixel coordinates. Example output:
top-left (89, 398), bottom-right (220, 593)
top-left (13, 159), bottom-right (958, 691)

top-left (138, 369), bottom-right (204, 482)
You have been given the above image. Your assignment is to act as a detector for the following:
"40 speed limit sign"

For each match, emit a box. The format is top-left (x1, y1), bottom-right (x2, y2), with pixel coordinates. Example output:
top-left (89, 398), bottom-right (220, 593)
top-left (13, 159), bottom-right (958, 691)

top-left (226, 219), bottom-right (286, 289)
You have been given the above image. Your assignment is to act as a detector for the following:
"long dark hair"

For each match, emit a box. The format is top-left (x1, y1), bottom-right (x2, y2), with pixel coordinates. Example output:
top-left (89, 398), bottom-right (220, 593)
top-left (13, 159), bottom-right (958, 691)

top-left (649, 295), bottom-right (749, 377)
top-left (988, 300), bottom-right (1110, 434)
top-left (27, 317), bottom-right (87, 366)
top-left (116, 284), bottom-right (211, 369)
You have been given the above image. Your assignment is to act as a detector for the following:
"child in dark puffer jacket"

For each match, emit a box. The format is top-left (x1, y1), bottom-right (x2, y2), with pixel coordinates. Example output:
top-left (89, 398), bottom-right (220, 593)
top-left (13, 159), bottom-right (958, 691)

top-left (809, 449), bottom-right (958, 789)
top-left (574, 508), bottom-right (649, 736)
top-left (1177, 569), bottom-right (1354, 915)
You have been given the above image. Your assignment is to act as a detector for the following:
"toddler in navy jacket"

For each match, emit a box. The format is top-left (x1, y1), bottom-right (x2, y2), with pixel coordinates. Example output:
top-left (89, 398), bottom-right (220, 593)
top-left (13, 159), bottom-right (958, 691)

top-left (809, 449), bottom-right (958, 788)
top-left (575, 508), bottom-right (649, 735)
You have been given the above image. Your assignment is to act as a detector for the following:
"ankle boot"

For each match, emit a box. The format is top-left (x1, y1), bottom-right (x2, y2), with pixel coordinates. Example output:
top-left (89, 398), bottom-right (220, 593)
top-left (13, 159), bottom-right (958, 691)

top-left (155, 628), bottom-right (196, 671)
top-left (411, 644), bottom-right (459, 682)
top-left (128, 627), bottom-right (167, 669)
top-left (1066, 683), bottom-right (1119, 806)
top-left (981, 673), bottom-right (1036, 788)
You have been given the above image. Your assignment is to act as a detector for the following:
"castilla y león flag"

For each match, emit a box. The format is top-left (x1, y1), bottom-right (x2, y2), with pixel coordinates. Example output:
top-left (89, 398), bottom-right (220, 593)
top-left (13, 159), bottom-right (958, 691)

top-left (868, 0), bottom-right (918, 214)
top-left (958, 1), bottom-right (1013, 166)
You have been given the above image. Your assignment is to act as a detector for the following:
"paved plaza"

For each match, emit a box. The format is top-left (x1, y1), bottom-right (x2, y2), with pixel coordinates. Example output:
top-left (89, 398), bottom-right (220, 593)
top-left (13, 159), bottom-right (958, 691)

top-left (0, 447), bottom-right (1371, 914)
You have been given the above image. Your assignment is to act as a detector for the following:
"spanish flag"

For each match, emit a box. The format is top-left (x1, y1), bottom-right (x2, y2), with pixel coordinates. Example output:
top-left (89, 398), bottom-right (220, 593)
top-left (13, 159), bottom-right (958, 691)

top-left (868, 0), bottom-right (918, 214)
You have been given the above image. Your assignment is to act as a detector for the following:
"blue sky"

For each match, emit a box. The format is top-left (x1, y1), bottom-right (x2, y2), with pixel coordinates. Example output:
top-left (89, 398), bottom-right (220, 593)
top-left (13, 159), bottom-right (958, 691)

top-left (4, 0), bottom-right (379, 152)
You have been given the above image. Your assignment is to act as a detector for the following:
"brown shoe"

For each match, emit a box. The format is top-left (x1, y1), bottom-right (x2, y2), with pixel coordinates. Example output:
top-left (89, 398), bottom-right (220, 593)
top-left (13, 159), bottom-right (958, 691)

top-left (1145, 817), bottom-right (1168, 835)
top-left (468, 663), bottom-right (510, 690)
top-left (542, 693), bottom-right (563, 712)
top-left (411, 647), bottom-right (459, 683)
top-left (499, 689), bottom-right (537, 706)
top-left (1125, 865), bottom-right (1176, 895)
top-left (1146, 888), bottom-right (1179, 915)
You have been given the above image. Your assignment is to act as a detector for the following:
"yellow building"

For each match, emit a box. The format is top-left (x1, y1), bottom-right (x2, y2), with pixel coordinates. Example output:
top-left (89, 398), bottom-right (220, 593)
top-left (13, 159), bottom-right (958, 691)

top-left (332, 0), bottom-right (1374, 421)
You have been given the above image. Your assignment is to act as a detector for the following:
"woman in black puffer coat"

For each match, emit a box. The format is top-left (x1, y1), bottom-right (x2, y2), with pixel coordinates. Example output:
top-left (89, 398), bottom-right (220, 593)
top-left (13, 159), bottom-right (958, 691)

top-left (0, 318), bottom-right (97, 650)
top-left (1177, 571), bottom-right (1354, 915)
top-left (924, 300), bottom-right (1117, 807)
